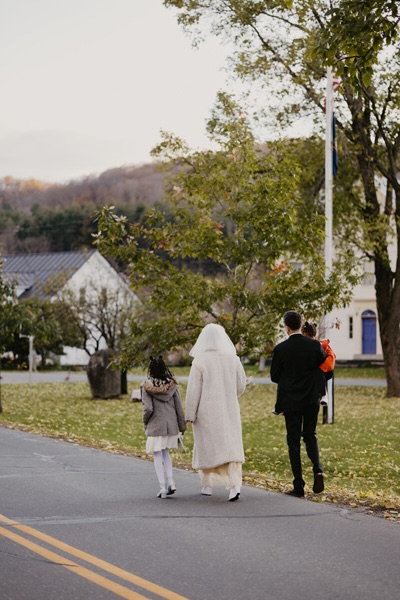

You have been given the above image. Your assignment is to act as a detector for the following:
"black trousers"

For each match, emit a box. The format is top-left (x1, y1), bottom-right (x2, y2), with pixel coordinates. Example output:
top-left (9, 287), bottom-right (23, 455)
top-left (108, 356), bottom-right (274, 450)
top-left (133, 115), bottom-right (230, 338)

top-left (284, 403), bottom-right (323, 491)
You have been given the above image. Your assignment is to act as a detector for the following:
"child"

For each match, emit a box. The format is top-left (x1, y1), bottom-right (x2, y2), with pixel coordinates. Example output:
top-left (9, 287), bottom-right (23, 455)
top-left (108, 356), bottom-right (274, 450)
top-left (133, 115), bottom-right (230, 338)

top-left (301, 321), bottom-right (336, 405)
top-left (141, 356), bottom-right (186, 499)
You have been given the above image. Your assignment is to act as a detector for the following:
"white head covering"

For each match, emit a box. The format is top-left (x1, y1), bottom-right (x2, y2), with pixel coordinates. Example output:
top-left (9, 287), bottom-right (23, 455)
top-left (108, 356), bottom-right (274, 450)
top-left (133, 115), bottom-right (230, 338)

top-left (189, 323), bottom-right (237, 357)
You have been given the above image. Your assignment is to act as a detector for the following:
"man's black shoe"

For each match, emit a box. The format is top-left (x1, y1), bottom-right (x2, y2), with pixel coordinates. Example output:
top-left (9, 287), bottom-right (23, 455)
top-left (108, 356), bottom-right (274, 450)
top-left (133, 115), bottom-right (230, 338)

top-left (313, 472), bottom-right (324, 494)
top-left (284, 489), bottom-right (304, 498)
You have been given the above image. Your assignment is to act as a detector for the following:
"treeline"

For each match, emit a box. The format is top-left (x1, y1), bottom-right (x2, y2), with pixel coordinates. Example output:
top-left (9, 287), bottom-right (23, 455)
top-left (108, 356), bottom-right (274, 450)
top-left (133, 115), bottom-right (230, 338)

top-left (0, 163), bottom-right (165, 254)
top-left (1, 137), bottom-right (357, 257)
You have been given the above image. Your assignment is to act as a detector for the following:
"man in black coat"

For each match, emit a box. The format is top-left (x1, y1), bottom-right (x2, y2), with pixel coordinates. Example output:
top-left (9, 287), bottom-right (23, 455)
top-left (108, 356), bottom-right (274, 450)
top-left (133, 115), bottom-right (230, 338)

top-left (270, 311), bottom-right (327, 498)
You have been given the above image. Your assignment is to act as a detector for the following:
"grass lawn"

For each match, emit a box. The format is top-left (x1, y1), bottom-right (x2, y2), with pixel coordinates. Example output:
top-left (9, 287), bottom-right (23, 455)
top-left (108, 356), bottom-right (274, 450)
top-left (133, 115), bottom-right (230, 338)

top-left (1, 381), bottom-right (399, 521)
top-left (129, 365), bottom-right (387, 379)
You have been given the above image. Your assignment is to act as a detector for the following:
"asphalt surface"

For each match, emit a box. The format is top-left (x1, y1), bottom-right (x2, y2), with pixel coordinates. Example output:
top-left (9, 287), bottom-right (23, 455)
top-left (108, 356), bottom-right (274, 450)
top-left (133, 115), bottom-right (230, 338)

top-left (0, 427), bottom-right (399, 600)
top-left (0, 370), bottom-right (387, 387)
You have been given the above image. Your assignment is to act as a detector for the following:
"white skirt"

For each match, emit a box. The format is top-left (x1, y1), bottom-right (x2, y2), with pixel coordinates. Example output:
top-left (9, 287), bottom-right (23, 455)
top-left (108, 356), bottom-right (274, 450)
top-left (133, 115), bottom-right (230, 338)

top-left (146, 435), bottom-right (179, 454)
top-left (199, 462), bottom-right (242, 489)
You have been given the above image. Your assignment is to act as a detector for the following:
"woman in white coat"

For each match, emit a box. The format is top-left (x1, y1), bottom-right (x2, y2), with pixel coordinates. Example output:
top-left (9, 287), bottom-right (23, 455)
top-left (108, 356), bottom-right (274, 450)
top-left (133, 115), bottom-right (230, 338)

top-left (185, 323), bottom-right (247, 501)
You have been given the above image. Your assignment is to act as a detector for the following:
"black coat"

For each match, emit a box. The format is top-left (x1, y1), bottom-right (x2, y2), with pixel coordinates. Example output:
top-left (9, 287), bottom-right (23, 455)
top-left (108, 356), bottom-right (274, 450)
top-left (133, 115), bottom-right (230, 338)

top-left (270, 333), bottom-right (327, 413)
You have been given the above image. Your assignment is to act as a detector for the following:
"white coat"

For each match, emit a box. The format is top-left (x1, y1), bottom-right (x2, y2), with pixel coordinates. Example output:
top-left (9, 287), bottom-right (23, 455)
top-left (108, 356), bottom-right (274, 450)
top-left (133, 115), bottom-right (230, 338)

top-left (185, 351), bottom-right (247, 470)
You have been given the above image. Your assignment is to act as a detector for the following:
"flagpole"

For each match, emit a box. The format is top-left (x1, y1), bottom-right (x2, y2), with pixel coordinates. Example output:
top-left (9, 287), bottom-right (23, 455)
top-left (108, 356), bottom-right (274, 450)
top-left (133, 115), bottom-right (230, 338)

top-left (325, 66), bottom-right (333, 279)
top-left (324, 66), bottom-right (334, 424)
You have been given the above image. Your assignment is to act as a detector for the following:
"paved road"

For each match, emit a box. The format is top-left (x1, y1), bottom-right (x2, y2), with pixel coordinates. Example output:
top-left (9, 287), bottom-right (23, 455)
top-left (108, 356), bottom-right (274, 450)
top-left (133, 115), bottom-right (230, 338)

top-left (0, 370), bottom-right (387, 387)
top-left (0, 427), bottom-right (399, 600)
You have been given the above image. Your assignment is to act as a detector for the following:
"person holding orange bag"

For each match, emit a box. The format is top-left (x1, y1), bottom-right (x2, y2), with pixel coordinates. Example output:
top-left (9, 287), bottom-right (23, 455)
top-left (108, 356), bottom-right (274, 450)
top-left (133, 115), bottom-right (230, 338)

top-left (301, 321), bottom-right (336, 404)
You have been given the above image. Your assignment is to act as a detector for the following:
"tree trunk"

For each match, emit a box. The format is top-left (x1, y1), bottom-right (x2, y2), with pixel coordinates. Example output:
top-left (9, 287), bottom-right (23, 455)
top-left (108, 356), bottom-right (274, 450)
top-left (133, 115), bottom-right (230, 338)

top-left (120, 369), bottom-right (128, 395)
top-left (382, 340), bottom-right (400, 397)
top-left (258, 356), bottom-right (267, 372)
top-left (374, 219), bottom-right (400, 396)
top-left (350, 101), bottom-right (400, 396)
top-left (87, 349), bottom-right (121, 399)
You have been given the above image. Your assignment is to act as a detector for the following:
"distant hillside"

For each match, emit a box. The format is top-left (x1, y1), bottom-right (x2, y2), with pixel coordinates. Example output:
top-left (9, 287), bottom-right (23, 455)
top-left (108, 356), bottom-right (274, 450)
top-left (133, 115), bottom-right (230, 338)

top-left (0, 163), bottom-right (165, 212)
top-left (0, 163), bottom-right (166, 254)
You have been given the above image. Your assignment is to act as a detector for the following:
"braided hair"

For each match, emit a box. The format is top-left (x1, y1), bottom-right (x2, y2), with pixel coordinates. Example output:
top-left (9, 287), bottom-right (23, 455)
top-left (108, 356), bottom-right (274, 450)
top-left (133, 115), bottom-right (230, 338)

top-left (301, 321), bottom-right (317, 338)
top-left (147, 355), bottom-right (175, 386)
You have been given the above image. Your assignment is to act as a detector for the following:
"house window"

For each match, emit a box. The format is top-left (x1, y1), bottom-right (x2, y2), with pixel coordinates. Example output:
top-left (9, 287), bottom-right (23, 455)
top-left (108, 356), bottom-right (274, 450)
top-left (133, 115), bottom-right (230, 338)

top-left (349, 316), bottom-right (353, 339)
top-left (362, 261), bottom-right (375, 285)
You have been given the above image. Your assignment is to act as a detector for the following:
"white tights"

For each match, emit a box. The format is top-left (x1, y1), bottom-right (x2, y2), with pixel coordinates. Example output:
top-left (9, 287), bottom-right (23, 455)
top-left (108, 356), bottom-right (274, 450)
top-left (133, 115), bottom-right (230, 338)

top-left (153, 449), bottom-right (173, 486)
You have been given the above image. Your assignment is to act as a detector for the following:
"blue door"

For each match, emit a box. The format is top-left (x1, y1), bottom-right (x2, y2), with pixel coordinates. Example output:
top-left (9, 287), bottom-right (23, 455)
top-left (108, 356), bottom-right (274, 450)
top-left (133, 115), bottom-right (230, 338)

top-left (362, 310), bottom-right (376, 354)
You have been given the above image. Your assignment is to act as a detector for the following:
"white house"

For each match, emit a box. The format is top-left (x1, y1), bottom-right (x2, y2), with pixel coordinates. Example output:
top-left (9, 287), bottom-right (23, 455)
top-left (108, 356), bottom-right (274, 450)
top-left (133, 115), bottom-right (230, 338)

top-left (323, 264), bottom-right (382, 361)
top-left (3, 249), bottom-right (138, 365)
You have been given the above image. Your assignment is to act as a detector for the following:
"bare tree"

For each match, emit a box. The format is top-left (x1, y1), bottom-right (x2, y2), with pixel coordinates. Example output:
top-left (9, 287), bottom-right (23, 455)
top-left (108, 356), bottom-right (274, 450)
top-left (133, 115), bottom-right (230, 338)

top-left (57, 280), bottom-right (138, 394)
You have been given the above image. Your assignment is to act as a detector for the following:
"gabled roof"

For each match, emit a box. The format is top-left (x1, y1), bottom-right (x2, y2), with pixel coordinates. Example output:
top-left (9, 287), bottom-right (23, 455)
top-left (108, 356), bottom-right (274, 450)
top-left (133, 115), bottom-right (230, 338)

top-left (3, 250), bottom-right (97, 299)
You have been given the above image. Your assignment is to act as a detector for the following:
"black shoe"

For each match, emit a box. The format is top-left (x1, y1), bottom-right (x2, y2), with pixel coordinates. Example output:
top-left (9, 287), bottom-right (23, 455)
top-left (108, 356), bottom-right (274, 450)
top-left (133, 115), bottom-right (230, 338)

top-left (284, 489), bottom-right (304, 498)
top-left (228, 492), bottom-right (240, 502)
top-left (313, 472), bottom-right (324, 494)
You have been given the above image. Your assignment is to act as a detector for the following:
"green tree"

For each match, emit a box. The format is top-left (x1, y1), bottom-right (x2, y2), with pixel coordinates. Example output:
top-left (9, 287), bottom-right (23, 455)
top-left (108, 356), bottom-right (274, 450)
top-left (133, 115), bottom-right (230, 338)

top-left (13, 203), bottom-right (151, 254)
top-left (16, 205), bottom-right (98, 252)
top-left (317, 0), bottom-right (400, 79)
top-left (0, 260), bottom-right (70, 370)
top-left (13, 299), bottom-right (82, 367)
top-left (0, 202), bottom-right (21, 234)
top-left (0, 263), bottom-right (20, 351)
top-left (0, 260), bottom-right (22, 412)
top-left (95, 94), bottom-right (354, 364)
top-left (163, 0), bottom-right (400, 396)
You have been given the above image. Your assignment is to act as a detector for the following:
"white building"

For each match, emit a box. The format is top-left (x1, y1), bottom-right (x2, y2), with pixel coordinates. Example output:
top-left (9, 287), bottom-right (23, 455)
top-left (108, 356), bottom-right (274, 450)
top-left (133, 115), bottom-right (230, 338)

top-left (324, 265), bottom-right (381, 361)
top-left (3, 250), bottom-right (138, 365)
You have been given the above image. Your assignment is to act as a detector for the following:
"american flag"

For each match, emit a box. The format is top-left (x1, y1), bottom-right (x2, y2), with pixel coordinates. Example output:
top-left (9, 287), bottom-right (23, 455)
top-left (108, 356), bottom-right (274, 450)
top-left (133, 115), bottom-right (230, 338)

top-left (332, 74), bottom-right (341, 92)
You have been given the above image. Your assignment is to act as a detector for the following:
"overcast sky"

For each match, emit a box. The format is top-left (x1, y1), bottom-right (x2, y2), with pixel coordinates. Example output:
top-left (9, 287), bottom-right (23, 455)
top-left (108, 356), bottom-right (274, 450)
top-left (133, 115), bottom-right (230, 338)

top-left (0, 0), bottom-right (232, 183)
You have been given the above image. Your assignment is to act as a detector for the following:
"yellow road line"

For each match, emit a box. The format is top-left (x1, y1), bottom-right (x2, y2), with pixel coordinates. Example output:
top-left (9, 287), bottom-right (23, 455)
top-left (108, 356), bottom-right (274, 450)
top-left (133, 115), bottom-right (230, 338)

top-left (0, 514), bottom-right (189, 600)
top-left (0, 525), bottom-right (152, 600)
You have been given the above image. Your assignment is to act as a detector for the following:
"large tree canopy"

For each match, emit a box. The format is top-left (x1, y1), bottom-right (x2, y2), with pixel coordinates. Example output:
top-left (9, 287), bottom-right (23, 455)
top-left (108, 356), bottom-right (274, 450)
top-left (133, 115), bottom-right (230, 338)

top-left (317, 0), bottom-right (400, 79)
top-left (0, 260), bottom-right (20, 354)
top-left (0, 261), bottom-right (22, 412)
top-left (96, 94), bottom-right (354, 364)
top-left (162, 0), bottom-right (400, 397)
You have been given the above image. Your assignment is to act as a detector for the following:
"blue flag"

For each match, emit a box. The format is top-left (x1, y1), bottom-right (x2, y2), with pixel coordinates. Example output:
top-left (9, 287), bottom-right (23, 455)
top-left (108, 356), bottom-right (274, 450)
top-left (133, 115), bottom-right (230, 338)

top-left (332, 114), bottom-right (338, 176)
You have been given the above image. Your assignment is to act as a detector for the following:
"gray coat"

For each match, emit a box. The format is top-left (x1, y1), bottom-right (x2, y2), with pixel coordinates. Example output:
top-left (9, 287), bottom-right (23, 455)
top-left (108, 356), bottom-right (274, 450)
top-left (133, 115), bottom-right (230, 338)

top-left (141, 379), bottom-right (186, 437)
